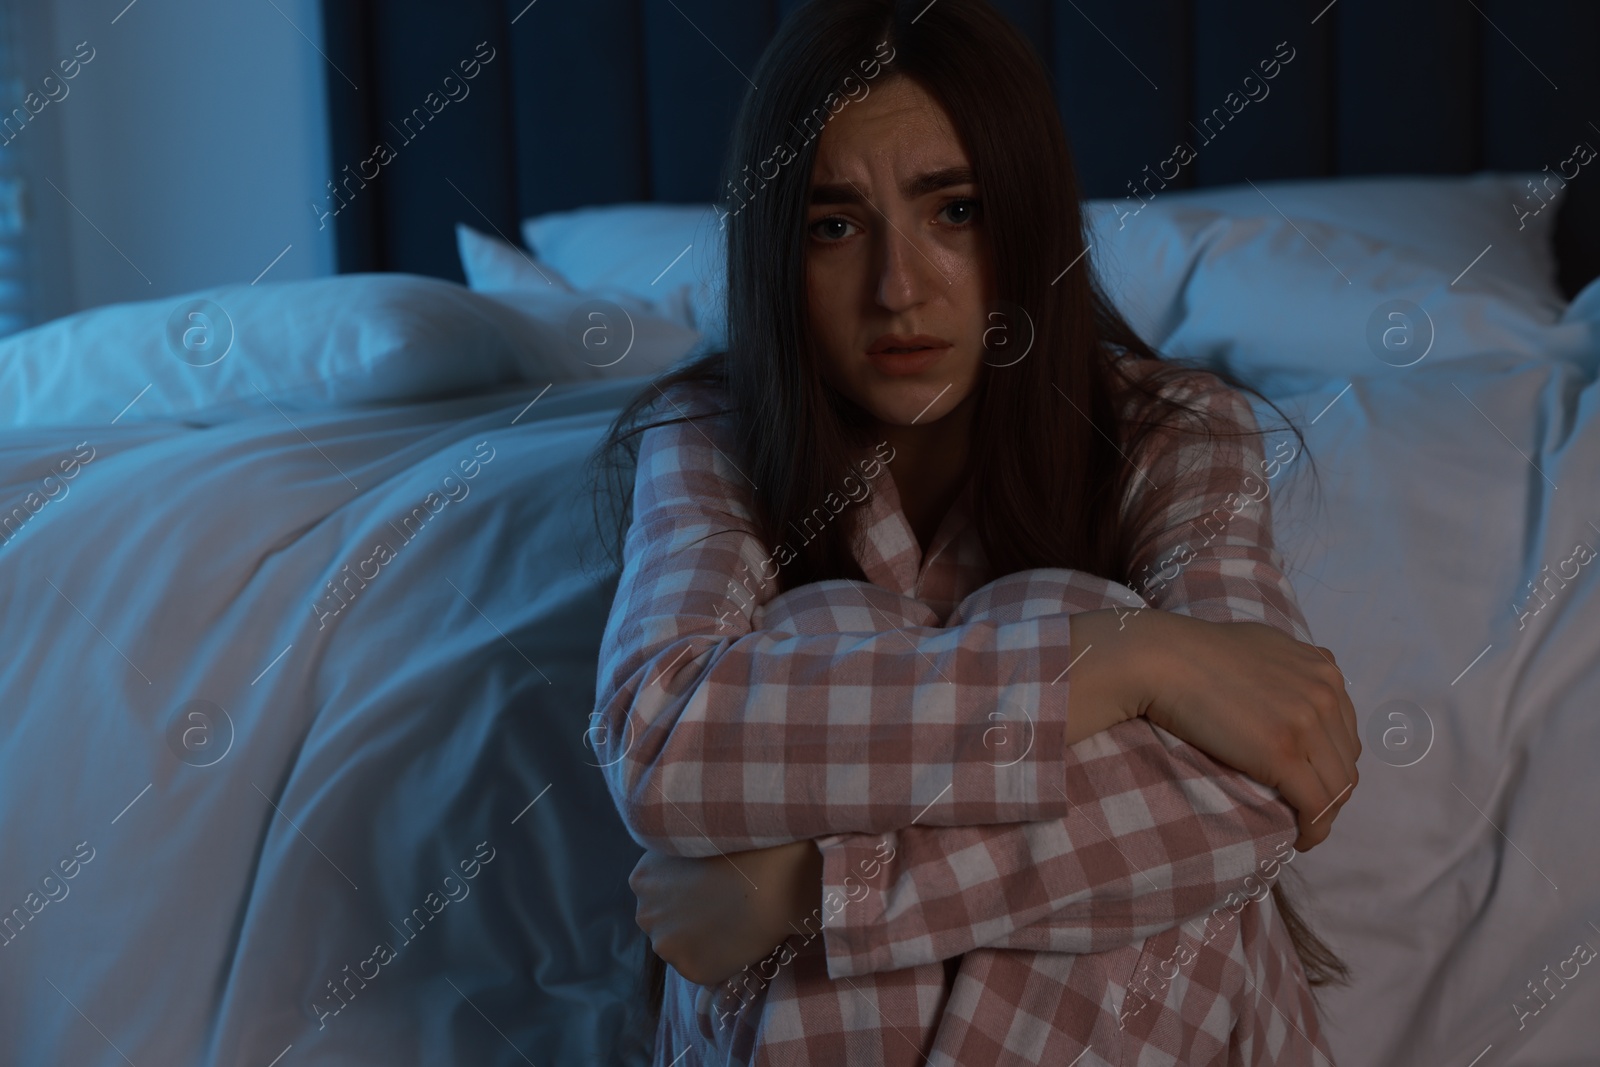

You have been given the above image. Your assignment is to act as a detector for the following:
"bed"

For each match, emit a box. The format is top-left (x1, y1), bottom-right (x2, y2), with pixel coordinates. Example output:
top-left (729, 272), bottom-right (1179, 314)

top-left (3, 2), bottom-right (1599, 1065)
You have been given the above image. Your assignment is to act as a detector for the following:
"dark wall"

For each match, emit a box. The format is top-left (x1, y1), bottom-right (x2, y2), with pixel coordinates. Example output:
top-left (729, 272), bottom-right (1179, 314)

top-left (319, 0), bottom-right (1600, 296)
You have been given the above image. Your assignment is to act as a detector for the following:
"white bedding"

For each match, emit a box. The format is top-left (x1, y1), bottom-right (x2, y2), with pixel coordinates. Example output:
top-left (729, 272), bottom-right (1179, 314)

top-left (0, 375), bottom-right (656, 1065)
top-left (1, 272), bottom-right (1597, 1066)
top-left (1251, 354), bottom-right (1600, 1067)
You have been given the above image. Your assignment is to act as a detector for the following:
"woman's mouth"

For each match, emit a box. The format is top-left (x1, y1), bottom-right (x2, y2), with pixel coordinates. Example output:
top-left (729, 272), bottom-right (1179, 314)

top-left (866, 334), bottom-right (951, 375)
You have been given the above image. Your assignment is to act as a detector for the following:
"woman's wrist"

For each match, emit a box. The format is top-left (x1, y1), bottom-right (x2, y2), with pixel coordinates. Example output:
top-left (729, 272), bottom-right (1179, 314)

top-left (1118, 607), bottom-right (1189, 719)
top-left (750, 840), bottom-right (824, 946)
top-left (787, 840), bottom-right (824, 930)
top-left (1065, 605), bottom-right (1187, 740)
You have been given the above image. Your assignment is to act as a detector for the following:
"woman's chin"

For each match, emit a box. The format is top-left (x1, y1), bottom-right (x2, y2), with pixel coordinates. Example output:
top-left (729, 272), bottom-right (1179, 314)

top-left (862, 383), bottom-right (966, 428)
top-left (824, 358), bottom-right (978, 428)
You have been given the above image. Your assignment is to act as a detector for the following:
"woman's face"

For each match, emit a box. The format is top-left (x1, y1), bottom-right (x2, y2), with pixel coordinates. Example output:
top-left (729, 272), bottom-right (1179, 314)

top-left (805, 76), bottom-right (992, 431)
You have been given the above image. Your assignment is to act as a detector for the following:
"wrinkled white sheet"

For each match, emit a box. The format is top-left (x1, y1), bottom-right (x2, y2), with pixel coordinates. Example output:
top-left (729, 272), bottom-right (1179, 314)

top-left (1248, 352), bottom-right (1600, 1067)
top-left (0, 376), bottom-right (655, 1066)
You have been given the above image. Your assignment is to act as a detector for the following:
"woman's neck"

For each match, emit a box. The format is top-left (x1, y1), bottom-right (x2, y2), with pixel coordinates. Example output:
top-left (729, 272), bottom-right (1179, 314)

top-left (878, 394), bottom-right (976, 554)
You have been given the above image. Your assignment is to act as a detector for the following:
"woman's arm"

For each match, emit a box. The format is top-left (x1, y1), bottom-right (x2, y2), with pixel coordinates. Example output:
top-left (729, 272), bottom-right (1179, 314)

top-left (785, 374), bottom-right (1359, 979)
top-left (809, 624), bottom-right (1311, 979)
top-left (632, 616), bottom-right (1337, 986)
top-left (623, 374), bottom-right (1359, 984)
top-left (631, 576), bottom-right (1343, 985)
top-left (596, 393), bottom-right (1140, 855)
top-left (600, 378), bottom-right (1353, 862)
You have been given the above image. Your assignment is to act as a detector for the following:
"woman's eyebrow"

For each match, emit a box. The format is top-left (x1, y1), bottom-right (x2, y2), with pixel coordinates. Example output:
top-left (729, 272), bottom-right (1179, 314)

top-left (809, 166), bottom-right (977, 205)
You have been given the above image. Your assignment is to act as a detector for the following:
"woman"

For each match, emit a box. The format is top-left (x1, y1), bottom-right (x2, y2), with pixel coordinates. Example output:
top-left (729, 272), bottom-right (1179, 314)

top-left (588, 1), bottom-right (1359, 1063)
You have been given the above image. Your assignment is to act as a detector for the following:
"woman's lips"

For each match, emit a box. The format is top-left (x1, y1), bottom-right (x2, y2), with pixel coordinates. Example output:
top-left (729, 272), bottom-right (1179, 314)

top-left (865, 343), bottom-right (950, 376)
top-left (867, 350), bottom-right (944, 375)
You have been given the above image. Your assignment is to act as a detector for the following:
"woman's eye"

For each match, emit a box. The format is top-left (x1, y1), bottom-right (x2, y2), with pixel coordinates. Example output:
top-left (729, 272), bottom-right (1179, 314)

top-left (809, 216), bottom-right (858, 242)
top-left (940, 198), bottom-right (980, 226)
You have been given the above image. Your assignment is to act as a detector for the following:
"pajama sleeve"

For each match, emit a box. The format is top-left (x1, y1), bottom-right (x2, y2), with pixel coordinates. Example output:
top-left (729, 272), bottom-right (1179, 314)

top-left (593, 385), bottom-right (1084, 856)
top-left (809, 369), bottom-right (1312, 978)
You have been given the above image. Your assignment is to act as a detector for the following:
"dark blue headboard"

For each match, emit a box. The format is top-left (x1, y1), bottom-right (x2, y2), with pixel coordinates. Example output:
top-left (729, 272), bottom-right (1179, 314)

top-left (319, 0), bottom-right (1600, 297)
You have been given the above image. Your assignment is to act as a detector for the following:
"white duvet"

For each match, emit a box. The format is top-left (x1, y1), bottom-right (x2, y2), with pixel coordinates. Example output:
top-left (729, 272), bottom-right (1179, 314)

top-left (1253, 352), bottom-right (1600, 1067)
top-left (0, 374), bottom-right (656, 1065)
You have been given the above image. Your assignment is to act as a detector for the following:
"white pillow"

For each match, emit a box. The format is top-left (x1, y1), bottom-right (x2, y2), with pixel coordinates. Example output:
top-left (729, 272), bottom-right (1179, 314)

top-left (1134, 210), bottom-right (1594, 376)
top-left (521, 205), bottom-right (727, 348)
top-left (456, 222), bottom-right (572, 293)
top-left (0, 274), bottom-right (528, 428)
top-left (512, 173), bottom-right (1578, 376)
top-left (465, 286), bottom-right (707, 384)
top-left (455, 225), bottom-right (707, 383)
top-left (1094, 172), bottom-right (1567, 315)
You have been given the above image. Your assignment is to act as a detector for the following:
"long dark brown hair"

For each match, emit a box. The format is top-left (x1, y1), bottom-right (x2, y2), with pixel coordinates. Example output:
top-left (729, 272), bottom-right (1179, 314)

top-left (585, 0), bottom-right (1346, 1029)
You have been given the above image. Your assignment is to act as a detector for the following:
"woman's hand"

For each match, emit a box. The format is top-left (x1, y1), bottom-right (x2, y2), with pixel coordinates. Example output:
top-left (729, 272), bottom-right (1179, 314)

top-left (1115, 611), bottom-right (1361, 851)
top-left (629, 839), bottom-right (823, 988)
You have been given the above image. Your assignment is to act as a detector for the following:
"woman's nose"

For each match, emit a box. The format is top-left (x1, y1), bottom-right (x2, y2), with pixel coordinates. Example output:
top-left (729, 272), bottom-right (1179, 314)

top-left (875, 222), bottom-right (942, 312)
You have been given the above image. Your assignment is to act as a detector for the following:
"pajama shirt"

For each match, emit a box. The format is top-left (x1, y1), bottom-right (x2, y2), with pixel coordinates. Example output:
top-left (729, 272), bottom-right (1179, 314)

top-left (593, 356), bottom-right (1337, 1066)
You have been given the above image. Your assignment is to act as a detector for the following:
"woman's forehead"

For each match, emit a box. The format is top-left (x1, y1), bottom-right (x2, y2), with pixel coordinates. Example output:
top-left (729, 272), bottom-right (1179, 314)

top-left (821, 77), bottom-right (953, 141)
top-left (809, 81), bottom-right (971, 188)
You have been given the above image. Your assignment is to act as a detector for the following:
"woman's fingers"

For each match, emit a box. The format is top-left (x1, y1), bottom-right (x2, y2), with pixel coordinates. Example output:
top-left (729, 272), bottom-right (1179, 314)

top-left (1278, 759), bottom-right (1334, 851)
top-left (1337, 676), bottom-right (1362, 767)
top-left (1316, 703), bottom-right (1359, 806)
top-left (1301, 647), bottom-right (1358, 816)
top-left (1144, 618), bottom-right (1361, 851)
top-left (1312, 645), bottom-right (1362, 764)
top-left (1277, 694), bottom-right (1354, 851)
top-left (1283, 710), bottom-right (1354, 851)
top-left (628, 843), bottom-right (817, 989)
